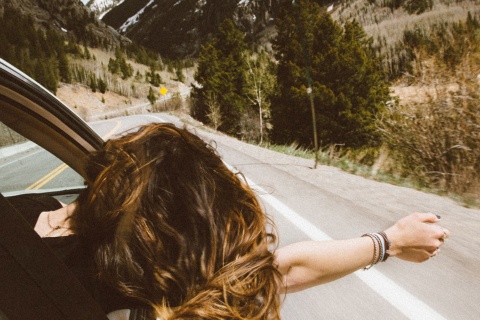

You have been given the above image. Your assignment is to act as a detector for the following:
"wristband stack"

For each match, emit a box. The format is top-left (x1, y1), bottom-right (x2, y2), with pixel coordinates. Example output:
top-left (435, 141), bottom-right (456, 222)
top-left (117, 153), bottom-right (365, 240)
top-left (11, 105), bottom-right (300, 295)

top-left (361, 232), bottom-right (391, 270)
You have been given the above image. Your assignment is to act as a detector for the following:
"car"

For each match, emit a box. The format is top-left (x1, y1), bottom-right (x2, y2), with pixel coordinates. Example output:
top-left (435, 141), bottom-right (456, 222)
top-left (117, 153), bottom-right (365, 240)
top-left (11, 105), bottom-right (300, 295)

top-left (0, 58), bottom-right (119, 320)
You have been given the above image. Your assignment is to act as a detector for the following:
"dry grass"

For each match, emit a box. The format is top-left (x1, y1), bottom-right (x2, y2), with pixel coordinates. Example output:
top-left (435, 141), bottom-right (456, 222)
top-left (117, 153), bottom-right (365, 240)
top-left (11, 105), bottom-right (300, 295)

top-left (377, 49), bottom-right (480, 201)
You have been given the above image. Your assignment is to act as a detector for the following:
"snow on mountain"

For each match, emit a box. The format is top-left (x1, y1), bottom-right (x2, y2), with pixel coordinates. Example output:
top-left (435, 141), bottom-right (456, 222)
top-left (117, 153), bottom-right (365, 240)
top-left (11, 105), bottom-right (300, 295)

top-left (118, 0), bottom-right (154, 33)
top-left (83, 0), bottom-right (125, 17)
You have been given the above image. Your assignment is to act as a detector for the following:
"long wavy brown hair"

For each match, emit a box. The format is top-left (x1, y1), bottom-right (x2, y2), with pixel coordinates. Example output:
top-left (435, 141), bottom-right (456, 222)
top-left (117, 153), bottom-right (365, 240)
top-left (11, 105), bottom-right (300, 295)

top-left (71, 123), bottom-right (281, 319)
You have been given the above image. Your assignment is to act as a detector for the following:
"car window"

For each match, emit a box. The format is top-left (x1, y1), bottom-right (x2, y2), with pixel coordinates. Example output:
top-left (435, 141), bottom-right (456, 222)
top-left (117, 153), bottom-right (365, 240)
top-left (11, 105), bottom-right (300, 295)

top-left (0, 121), bottom-right (85, 200)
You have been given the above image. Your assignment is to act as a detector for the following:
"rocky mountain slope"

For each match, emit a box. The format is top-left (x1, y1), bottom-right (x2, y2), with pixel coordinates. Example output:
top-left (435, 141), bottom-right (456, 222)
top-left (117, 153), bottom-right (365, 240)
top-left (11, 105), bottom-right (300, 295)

top-left (0, 0), bottom-right (130, 48)
top-left (96, 0), bottom-right (480, 63)
top-left (81, 0), bottom-right (123, 18)
top-left (101, 0), bottom-right (281, 58)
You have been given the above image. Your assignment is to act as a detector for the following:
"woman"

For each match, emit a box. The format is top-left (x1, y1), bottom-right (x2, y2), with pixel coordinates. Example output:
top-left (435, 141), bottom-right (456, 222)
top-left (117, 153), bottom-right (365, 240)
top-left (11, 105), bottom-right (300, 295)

top-left (16, 123), bottom-right (449, 319)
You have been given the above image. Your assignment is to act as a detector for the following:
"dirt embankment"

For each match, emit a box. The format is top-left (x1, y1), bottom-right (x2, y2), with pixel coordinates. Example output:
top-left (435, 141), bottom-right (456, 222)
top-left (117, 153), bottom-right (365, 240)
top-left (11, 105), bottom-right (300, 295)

top-left (56, 83), bottom-right (149, 121)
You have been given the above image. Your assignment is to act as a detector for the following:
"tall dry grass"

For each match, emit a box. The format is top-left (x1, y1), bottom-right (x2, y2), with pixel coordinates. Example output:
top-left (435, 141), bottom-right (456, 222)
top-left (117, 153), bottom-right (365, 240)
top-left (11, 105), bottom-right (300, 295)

top-left (378, 52), bottom-right (480, 200)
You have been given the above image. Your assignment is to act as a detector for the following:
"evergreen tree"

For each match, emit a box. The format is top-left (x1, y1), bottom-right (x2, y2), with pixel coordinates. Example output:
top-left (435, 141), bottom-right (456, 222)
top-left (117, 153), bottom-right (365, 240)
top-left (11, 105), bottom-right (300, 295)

top-left (98, 77), bottom-right (107, 94)
top-left (58, 48), bottom-right (71, 83)
top-left (108, 49), bottom-right (133, 79)
top-left (147, 86), bottom-right (157, 106)
top-left (191, 42), bottom-right (221, 123)
top-left (175, 67), bottom-right (185, 83)
top-left (34, 58), bottom-right (58, 94)
top-left (147, 63), bottom-right (162, 86)
top-left (108, 58), bottom-right (119, 74)
top-left (83, 45), bottom-right (91, 60)
top-left (191, 19), bottom-right (248, 135)
top-left (89, 74), bottom-right (97, 92)
top-left (272, 0), bottom-right (390, 148)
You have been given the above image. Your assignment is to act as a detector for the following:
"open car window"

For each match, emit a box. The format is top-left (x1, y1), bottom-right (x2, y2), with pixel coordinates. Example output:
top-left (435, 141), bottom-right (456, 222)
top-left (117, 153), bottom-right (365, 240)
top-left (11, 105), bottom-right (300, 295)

top-left (0, 121), bottom-right (84, 203)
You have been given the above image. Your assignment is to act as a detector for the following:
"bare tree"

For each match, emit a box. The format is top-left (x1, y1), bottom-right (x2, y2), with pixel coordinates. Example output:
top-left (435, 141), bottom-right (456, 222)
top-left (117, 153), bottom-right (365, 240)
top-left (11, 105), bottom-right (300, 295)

top-left (244, 51), bottom-right (276, 144)
top-left (206, 92), bottom-right (222, 131)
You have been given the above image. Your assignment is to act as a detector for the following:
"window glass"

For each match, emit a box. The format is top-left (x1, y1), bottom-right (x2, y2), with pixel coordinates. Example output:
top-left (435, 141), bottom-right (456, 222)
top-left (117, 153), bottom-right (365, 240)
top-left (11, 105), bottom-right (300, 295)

top-left (0, 121), bottom-right (84, 199)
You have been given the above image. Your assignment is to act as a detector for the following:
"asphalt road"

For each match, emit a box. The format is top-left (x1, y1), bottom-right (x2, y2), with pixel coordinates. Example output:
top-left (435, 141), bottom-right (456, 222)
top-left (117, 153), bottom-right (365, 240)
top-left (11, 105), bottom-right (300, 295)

top-left (2, 113), bottom-right (479, 319)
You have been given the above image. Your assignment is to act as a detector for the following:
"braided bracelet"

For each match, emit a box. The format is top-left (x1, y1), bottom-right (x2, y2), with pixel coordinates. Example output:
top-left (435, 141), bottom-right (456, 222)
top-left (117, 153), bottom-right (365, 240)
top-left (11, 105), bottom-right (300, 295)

top-left (362, 233), bottom-right (379, 270)
top-left (378, 231), bottom-right (391, 261)
top-left (373, 233), bottom-right (384, 264)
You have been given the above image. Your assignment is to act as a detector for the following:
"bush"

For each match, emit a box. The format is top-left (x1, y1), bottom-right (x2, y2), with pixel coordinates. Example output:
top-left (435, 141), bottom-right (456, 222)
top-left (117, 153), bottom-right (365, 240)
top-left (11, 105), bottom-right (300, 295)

top-left (379, 83), bottom-right (480, 195)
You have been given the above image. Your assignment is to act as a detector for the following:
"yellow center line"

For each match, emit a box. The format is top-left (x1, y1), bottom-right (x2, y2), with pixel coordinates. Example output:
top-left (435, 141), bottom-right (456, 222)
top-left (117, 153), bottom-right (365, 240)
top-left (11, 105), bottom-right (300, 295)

top-left (25, 163), bottom-right (68, 190)
top-left (25, 120), bottom-right (123, 190)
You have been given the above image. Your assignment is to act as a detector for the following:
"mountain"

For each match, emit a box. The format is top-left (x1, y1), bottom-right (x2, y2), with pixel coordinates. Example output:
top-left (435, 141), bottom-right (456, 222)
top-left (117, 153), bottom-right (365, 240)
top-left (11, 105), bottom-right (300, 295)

top-left (81, 0), bottom-right (124, 18)
top-left (101, 0), bottom-right (282, 58)
top-left (0, 0), bottom-right (130, 48)
top-left (99, 0), bottom-right (480, 70)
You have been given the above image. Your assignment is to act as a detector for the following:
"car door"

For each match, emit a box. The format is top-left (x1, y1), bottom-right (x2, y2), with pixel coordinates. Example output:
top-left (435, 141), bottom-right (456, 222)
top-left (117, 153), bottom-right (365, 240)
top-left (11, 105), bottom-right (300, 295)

top-left (0, 58), bottom-right (108, 320)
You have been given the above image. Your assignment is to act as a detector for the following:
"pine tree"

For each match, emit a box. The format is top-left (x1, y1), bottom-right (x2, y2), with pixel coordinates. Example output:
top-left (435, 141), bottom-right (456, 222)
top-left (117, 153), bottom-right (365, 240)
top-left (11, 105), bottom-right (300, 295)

top-left (83, 45), bottom-right (91, 60)
top-left (272, 0), bottom-right (390, 148)
top-left (98, 77), bottom-right (107, 94)
top-left (191, 19), bottom-right (248, 135)
top-left (89, 74), bottom-right (97, 93)
top-left (58, 48), bottom-right (71, 83)
top-left (147, 86), bottom-right (157, 106)
top-left (34, 58), bottom-right (58, 94)
top-left (175, 67), bottom-right (185, 83)
top-left (147, 63), bottom-right (162, 86)
top-left (271, 0), bottom-right (328, 147)
top-left (191, 42), bottom-right (222, 124)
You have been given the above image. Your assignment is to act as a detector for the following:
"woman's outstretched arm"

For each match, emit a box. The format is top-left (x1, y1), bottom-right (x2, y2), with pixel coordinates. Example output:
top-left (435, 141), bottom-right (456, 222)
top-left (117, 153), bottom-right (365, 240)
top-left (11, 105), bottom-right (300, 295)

top-left (274, 213), bottom-right (449, 294)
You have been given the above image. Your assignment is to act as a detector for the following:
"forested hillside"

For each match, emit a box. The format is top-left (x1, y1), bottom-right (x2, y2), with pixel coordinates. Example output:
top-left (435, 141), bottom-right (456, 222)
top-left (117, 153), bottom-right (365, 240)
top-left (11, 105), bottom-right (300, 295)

top-left (333, 0), bottom-right (480, 79)
top-left (0, 0), bottom-right (191, 106)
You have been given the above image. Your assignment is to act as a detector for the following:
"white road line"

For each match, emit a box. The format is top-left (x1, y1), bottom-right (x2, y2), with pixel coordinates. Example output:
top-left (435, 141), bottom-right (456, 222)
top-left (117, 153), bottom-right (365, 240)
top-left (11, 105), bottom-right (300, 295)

top-left (225, 162), bottom-right (446, 320)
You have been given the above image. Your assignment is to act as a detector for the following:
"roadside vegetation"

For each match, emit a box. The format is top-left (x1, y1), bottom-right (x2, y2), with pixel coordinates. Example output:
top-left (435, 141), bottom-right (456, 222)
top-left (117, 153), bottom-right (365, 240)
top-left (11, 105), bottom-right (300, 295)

top-left (191, 0), bottom-right (480, 207)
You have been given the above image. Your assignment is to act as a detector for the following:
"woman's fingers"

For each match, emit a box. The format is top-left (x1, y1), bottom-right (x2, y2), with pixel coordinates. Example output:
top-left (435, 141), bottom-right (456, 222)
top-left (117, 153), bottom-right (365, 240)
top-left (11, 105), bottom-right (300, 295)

top-left (395, 248), bottom-right (431, 262)
top-left (442, 227), bottom-right (451, 240)
top-left (385, 212), bottom-right (450, 261)
top-left (415, 212), bottom-right (441, 223)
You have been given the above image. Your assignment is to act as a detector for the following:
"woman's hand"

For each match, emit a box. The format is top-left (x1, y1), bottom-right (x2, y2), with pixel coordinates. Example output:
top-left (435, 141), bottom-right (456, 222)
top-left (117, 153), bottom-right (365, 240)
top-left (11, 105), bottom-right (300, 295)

top-left (384, 213), bottom-right (450, 262)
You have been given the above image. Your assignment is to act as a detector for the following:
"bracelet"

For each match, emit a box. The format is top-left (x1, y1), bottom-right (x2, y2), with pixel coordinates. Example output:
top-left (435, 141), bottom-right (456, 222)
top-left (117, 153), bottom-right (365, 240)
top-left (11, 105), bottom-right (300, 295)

top-left (362, 231), bottom-right (391, 269)
top-left (362, 233), bottom-right (379, 270)
top-left (373, 233), bottom-right (384, 264)
top-left (378, 231), bottom-right (391, 261)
